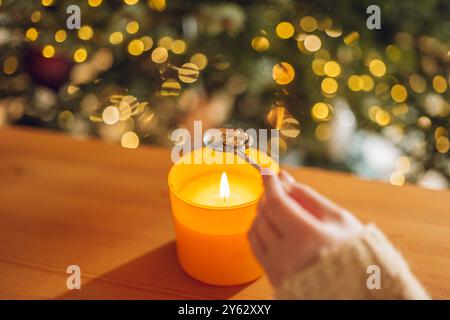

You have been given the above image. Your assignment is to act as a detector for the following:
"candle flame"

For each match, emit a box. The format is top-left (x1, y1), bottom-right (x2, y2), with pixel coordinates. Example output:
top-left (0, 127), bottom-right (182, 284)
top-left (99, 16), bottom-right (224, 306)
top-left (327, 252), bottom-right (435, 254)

top-left (219, 171), bottom-right (230, 202)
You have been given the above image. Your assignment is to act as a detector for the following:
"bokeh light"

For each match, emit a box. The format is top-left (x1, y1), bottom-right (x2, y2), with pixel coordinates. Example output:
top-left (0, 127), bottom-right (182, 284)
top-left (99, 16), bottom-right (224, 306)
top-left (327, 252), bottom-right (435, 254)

top-left (324, 61), bottom-right (341, 77)
top-left (300, 16), bottom-right (317, 32)
top-left (42, 45), bottom-right (55, 58)
top-left (321, 77), bottom-right (338, 94)
top-left (432, 75), bottom-right (447, 93)
top-left (178, 63), bottom-right (199, 83)
top-left (391, 84), bottom-right (408, 102)
top-left (151, 47), bottom-right (168, 63)
top-left (311, 102), bottom-right (330, 121)
top-left (102, 106), bottom-right (120, 125)
top-left (109, 31), bottom-right (124, 45)
top-left (121, 131), bottom-right (139, 149)
top-left (369, 59), bottom-right (386, 77)
top-left (272, 62), bottom-right (295, 85)
top-left (126, 21), bottom-right (139, 34)
top-left (190, 53), bottom-right (208, 70)
top-left (276, 21), bottom-right (295, 39)
top-left (128, 39), bottom-right (145, 56)
top-left (25, 27), bottom-right (38, 41)
top-left (74, 48), bottom-right (88, 63)
top-left (304, 35), bottom-right (321, 52)
top-left (251, 36), bottom-right (270, 52)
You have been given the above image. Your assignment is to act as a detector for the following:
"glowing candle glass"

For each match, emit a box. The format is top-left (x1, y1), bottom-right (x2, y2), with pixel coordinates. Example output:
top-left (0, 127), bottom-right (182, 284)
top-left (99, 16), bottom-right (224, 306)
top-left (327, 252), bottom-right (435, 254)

top-left (168, 147), bottom-right (278, 286)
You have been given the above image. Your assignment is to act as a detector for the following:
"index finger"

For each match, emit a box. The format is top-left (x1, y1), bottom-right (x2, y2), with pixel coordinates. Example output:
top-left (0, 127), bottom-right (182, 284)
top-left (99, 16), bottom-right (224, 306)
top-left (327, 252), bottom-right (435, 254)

top-left (261, 173), bottom-right (320, 229)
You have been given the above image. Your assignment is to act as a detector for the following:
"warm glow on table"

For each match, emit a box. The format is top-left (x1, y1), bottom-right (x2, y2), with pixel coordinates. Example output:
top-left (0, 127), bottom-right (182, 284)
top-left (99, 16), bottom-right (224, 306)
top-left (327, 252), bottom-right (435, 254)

top-left (1, 126), bottom-right (449, 299)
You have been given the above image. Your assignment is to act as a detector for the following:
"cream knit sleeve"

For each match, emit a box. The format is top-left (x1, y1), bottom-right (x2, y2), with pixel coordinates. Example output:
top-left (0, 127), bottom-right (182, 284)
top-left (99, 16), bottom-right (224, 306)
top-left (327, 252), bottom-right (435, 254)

top-left (275, 224), bottom-right (430, 300)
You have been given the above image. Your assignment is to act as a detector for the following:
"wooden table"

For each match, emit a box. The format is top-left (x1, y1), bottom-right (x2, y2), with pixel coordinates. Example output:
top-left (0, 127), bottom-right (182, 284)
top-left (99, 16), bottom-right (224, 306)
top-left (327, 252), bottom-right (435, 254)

top-left (0, 126), bottom-right (449, 300)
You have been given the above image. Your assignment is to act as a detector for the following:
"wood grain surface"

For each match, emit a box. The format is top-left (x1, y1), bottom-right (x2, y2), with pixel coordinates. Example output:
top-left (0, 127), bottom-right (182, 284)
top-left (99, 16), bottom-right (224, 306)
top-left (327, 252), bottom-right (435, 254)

top-left (0, 125), bottom-right (449, 299)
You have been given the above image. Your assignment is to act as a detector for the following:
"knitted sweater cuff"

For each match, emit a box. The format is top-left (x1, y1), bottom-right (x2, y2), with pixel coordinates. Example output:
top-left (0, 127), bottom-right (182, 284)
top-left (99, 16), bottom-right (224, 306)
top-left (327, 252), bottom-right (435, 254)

top-left (275, 224), bottom-right (430, 300)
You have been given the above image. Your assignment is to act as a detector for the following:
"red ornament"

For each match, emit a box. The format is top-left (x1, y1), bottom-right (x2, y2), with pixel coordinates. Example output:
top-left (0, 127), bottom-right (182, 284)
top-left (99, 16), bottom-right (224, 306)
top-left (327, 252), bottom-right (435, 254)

top-left (25, 47), bottom-right (73, 91)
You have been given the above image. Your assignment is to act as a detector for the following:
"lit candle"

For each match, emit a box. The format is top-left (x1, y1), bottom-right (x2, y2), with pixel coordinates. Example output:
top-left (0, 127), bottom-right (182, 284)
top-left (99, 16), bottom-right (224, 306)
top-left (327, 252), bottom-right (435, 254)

top-left (168, 147), bottom-right (278, 286)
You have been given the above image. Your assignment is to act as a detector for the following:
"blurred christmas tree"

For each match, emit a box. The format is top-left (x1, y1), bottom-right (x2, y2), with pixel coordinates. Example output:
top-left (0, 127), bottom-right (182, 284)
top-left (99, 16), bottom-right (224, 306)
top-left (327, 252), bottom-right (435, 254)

top-left (0, 0), bottom-right (449, 188)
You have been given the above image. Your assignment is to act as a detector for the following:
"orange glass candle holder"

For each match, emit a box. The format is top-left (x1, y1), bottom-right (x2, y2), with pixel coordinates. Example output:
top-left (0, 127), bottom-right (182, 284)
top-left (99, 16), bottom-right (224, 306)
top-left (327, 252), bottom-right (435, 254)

top-left (168, 147), bottom-right (278, 286)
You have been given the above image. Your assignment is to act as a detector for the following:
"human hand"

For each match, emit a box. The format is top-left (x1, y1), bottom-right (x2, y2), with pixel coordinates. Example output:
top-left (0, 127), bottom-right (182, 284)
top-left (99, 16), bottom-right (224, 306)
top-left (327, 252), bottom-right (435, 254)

top-left (248, 170), bottom-right (364, 288)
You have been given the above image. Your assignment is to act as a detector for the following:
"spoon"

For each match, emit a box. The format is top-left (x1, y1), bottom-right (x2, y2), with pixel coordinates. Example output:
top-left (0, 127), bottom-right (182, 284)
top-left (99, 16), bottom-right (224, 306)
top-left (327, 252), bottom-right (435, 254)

top-left (203, 128), bottom-right (268, 174)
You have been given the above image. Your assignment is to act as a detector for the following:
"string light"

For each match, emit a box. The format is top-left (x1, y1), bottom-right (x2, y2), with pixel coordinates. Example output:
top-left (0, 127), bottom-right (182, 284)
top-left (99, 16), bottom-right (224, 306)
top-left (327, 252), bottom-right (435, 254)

top-left (74, 48), bottom-right (88, 63)
top-left (325, 26), bottom-right (342, 38)
top-left (267, 106), bottom-right (289, 129)
top-left (312, 59), bottom-right (326, 76)
top-left (31, 11), bottom-right (42, 23)
top-left (386, 45), bottom-right (401, 62)
top-left (348, 75), bottom-right (361, 91)
top-left (409, 74), bottom-right (427, 93)
top-left (126, 21), bottom-right (139, 34)
top-left (360, 74), bottom-right (374, 92)
top-left (300, 16), bottom-right (317, 32)
top-left (396, 156), bottom-right (411, 173)
top-left (151, 47), bottom-right (168, 63)
top-left (280, 118), bottom-right (300, 138)
top-left (344, 31), bottom-right (359, 46)
top-left (390, 171), bottom-right (405, 186)
top-left (102, 106), bottom-right (120, 125)
top-left (323, 61), bottom-right (341, 77)
top-left (149, 0), bottom-right (166, 12)
top-left (315, 123), bottom-right (331, 141)
top-left (432, 75), bottom-right (447, 93)
top-left (160, 80), bottom-right (181, 96)
top-left (304, 35), bottom-right (321, 52)
top-left (272, 62), bottom-right (295, 85)
top-left (42, 45), bottom-right (55, 58)
top-left (2, 1), bottom-right (449, 187)
top-left (158, 36), bottom-right (173, 50)
top-left (436, 136), bottom-right (450, 153)
top-left (190, 53), bottom-right (208, 70)
top-left (375, 109), bottom-right (391, 126)
top-left (368, 105), bottom-right (381, 121)
top-left (25, 27), bottom-right (38, 41)
top-left (375, 83), bottom-right (390, 99)
top-left (434, 126), bottom-right (448, 140)
top-left (78, 25), bottom-right (94, 40)
top-left (391, 84), bottom-right (408, 102)
top-left (109, 32), bottom-right (124, 45)
top-left (124, 0), bottom-right (139, 5)
top-left (171, 39), bottom-right (187, 54)
top-left (311, 102), bottom-right (330, 121)
top-left (321, 77), bottom-right (338, 94)
top-left (276, 21), bottom-right (294, 39)
top-left (58, 111), bottom-right (74, 130)
top-left (55, 29), bottom-right (67, 43)
top-left (392, 103), bottom-right (408, 116)
top-left (3, 56), bottom-right (18, 75)
top-left (121, 131), bottom-right (139, 149)
top-left (128, 39), bottom-right (145, 56)
top-left (369, 59), bottom-right (386, 77)
top-left (251, 36), bottom-right (269, 52)
top-left (41, 0), bottom-right (54, 7)
top-left (88, 0), bottom-right (103, 7)
top-left (178, 63), bottom-right (199, 83)
top-left (141, 36), bottom-right (154, 51)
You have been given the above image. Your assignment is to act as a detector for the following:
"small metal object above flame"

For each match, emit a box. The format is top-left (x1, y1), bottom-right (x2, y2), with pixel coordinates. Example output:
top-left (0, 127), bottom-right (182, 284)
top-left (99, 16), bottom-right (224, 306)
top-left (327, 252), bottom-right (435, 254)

top-left (203, 128), bottom-right (253, 153)
top-left (203, 128), bottom-right (262, 172)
